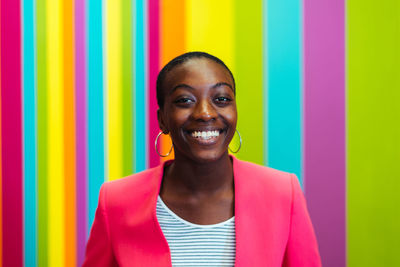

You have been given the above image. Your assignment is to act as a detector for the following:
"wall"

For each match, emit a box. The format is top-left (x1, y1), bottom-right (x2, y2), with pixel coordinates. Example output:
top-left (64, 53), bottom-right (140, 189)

top-left (0, 0), bottom-right (399, 266)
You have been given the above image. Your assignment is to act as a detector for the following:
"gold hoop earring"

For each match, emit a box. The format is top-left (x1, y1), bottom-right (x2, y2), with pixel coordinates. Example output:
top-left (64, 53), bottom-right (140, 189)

top-left (155, 132), bottom-right (173, 157)
top-left (228, 129), bottom-right (242, 153)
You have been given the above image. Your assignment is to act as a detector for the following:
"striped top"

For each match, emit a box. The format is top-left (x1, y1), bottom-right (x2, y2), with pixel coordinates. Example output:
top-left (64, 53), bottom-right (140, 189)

top-left (156, 196), bottom-right (236, 266)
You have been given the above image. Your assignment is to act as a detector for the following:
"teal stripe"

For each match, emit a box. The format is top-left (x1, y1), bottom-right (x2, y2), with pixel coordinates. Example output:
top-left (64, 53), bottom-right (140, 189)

top-left (23, 0), bottom-right (37, 265)
top-left (265, 0), bottom-right (303, 184)
top-left (134, 0), bottom-right (147, 172)
top-left (87, 0), bottom-right (105, 231)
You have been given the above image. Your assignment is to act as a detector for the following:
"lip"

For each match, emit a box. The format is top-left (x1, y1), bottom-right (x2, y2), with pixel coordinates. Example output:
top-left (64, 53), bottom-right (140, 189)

top-left (185, 127), bottom-right (224, 133)
top-left (183, 128), bottom-right (226, 146)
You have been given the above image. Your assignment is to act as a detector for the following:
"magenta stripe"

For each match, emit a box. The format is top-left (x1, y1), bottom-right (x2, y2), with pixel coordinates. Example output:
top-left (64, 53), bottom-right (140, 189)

top-left (1, 0), bottom-right (23, 266)
top-left (304, 0), bottom-right (346, 266)
top-left (147, 0), bottom-right (160, 168)
top-left (74, 0), bottom-right (88, 265)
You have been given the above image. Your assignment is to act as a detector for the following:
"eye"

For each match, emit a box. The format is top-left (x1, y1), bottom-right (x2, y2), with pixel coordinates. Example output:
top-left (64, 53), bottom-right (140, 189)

top-left (174, 97), bottom-right (195, 105)
top-left (214, 96), bottom-right (232, 104)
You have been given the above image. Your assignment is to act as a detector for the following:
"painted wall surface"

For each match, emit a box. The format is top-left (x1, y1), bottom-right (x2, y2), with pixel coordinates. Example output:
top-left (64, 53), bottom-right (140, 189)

top-left (0, 0), bottom-right (399, 266)
top-left (347, 1), bottom-right (400, 266)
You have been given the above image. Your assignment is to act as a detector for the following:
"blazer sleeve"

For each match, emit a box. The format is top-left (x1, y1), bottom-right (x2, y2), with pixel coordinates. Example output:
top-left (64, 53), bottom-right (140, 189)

top-left (82, 184), bottom-right (118, 267)
top-left (282, 174), bottom-right (322, 267)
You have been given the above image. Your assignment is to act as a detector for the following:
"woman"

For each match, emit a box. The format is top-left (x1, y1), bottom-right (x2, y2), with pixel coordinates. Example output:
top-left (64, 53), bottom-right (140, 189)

top-left (83, 52), bottom-right (321, 266)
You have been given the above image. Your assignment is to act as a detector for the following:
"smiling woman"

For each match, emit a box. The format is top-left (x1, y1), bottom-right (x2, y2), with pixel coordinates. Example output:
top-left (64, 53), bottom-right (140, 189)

top-left (82, 52), bottom-right (322, 267)
top-left (158, 53), bottom-right (237, 164)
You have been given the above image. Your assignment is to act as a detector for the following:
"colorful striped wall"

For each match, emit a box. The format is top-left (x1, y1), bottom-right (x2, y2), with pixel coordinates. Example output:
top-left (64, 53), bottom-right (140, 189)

top-left (1, 0), bottom-right (399, 266)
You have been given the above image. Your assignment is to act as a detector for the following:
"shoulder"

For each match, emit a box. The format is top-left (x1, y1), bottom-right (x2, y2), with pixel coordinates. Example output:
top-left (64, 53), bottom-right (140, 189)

top-left (232, 156), bottom-right (301, 209)
top-left (233, 157), bottom-right (295, 189)
top-left (99, 164), bottom-right (163, 209)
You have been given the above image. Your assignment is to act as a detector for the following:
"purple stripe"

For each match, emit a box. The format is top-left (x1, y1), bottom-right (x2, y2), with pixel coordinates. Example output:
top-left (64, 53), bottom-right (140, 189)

top-left (74, 0), bottom-right (88, 265)
top-left (304, 0), bottom-right (346, 266)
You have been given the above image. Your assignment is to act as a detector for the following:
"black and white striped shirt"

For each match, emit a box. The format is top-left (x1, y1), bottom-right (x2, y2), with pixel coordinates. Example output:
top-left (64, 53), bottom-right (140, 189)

top-left (156, 196), bottom-right (236, 266)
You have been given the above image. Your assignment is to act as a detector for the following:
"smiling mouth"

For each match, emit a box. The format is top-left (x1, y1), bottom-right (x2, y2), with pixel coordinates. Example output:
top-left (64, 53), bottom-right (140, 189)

top-left (191, 130), bottom-right (220, 140)
top-left (185, 129), bottom-right (225, 144)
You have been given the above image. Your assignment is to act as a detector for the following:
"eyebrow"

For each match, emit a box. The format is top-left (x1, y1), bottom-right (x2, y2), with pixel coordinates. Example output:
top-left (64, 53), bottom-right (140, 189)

top-left (169, 82), bottom-right (234, 95)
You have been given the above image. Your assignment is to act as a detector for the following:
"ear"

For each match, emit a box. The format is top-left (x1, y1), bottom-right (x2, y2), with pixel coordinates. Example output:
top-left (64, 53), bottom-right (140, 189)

top-left (157, 109), bottom-right (169, 134)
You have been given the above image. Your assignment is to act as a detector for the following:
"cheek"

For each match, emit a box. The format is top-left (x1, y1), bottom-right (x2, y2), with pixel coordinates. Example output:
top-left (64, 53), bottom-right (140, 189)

top-left (224, 106), bottom-right (238, 126)
top-left (166, 109), bottom-right (191, 131)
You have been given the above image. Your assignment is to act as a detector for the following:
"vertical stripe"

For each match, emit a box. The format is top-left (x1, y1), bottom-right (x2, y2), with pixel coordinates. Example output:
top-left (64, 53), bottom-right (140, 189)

top-left (47, 0), bottom-right (65, 265)
top-left (63, 0), bottom-right (76, 266)
top-left (23, 0), bottom-right (38, 265)
top-left (121, 0), bottom-right (133, 176)
top-left (87, 0), bottom-right (104, 236)
top-left (185, 0), bottom-right (235, 71)
top-left (347, 1), bottom-right (400, 265)
top-left (234, 0), bottom-right (263, 165)
top-left (0, 70), bottom-right (2, 265)
top-left (106, 0), bottom-right (123, 180)
top-left (134, 0), bottom-right (147, 172)
top-left (159, 0), bottom-right (186, 161)
top-left (266, 0), bottom-right (302, 180)
top-left (147, 0), bottom-right (160, 168)
top-left (185, 0), bottom-right (235, 160)
top-left (76, 0), bottom-right (88, 264)
top-left (0, 0), bottom-right (23, 265)
top-left (36, 0), bottom-right (48, 264)
top-left (304, 0), bottom-right (346, 266)
top-left (160, 0), bottom-right (185, 80)
top-left (0, 25), bottom-right (2, 264)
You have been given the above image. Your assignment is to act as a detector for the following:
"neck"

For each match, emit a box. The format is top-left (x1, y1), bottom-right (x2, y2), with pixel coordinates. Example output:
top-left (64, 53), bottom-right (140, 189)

top-left (164, 152), bottom-right (234, 195)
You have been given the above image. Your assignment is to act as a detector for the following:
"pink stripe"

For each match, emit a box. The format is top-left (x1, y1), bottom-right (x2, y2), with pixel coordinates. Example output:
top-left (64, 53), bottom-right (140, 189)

top-left (147, 0), bottom-right (160, 168)
top-left (304, 0), bottom-right (346, 265)
top-left (1, 0), bottom-right (23, 266)
top-left (74, 0), bottom-right (88, 265)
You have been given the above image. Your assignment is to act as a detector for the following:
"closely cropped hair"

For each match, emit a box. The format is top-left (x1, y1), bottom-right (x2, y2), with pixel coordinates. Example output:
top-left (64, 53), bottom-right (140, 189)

top-left (156, 51), bottom-right (236, 109)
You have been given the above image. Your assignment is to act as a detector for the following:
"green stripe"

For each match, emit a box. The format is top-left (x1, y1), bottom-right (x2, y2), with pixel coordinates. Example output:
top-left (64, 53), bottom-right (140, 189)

top-left (347, 1), bottom-right (400, 266)
top-left (36, 0), bottom-right (48, 265)
top-left (233, 0), bottom-right (264, 164)
top-left (121, 0), bottom-right (134, 176)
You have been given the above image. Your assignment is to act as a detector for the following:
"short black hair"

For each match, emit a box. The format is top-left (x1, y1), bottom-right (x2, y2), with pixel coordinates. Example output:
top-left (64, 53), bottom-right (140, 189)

top-left (156, 51), bottom-right (235, 109)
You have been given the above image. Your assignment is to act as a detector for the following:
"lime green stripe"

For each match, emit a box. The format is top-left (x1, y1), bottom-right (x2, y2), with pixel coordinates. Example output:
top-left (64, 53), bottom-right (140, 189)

top-left (36, 0), bottom-right (48, 265)
top-left (347, 1), bottom-right (400, 266)
top-left (234, 0), bottom-right (263, 164)
top-left (121, 0), bottom-right (133, 176)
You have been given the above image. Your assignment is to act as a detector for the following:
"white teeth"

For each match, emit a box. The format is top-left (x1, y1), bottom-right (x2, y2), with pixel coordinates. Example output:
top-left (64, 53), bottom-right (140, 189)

top-left (191, 130), bottom-right (220, 139)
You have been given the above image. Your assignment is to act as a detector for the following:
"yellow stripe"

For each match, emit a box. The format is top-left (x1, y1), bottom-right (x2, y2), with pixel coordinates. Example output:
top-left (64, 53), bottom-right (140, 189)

top-left (106, 0), bottom-right (123, 180)
top-left (47, 0), bottom-right (65, 265)
top-left (185, 0), bottom-right (235, 71)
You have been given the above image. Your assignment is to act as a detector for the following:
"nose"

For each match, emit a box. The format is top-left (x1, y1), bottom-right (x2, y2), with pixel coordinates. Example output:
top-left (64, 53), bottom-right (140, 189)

top-left (191, 99), bottom-right (217, 122)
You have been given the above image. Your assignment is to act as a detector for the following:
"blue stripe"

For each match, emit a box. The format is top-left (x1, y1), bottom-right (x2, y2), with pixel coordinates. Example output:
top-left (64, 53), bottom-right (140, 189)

top-left (265, 0), bottom-right (303, 185)
top-left (87, 0), bottom-right (105, 231)
top-left (134, 0), bottom-right (147, 172)
top-left (23, 0), bottom-right (38, 265)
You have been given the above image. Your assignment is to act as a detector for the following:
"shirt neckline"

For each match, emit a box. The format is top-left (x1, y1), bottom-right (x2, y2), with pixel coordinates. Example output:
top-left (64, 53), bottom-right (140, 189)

top-left (157, 195), bottom-right (235, 229)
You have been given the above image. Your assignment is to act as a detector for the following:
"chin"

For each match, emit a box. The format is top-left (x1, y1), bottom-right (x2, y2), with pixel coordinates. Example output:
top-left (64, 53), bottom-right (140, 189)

top-left (188, 150), bottom-right (228, 164)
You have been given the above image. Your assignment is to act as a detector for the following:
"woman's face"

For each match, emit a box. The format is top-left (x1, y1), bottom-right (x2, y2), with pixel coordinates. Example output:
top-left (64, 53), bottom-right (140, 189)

top-left (158, 58), bottom-right (237, 163)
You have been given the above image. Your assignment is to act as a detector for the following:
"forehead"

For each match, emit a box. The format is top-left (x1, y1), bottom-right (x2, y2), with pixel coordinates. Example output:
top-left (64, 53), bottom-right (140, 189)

top-left (163, 58), bottom-right (233, 92)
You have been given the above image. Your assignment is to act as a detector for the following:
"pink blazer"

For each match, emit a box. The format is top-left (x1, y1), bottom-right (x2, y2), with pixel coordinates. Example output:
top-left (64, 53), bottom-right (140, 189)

top-left (83, 156), bottom-right (321, 266)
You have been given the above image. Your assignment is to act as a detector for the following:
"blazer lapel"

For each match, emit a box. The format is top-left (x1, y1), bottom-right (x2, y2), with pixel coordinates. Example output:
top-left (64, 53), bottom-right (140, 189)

top-left (118, 163), bottom-right (172, 266)
top-left (233, 156), bottom-right (291, 266)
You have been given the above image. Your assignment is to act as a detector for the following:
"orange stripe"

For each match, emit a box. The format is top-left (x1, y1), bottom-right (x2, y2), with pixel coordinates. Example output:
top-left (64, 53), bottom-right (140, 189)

top-left (63, 0), bottom-right (76, 266)
top-left (160, 0), bottom-right (186, 161)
